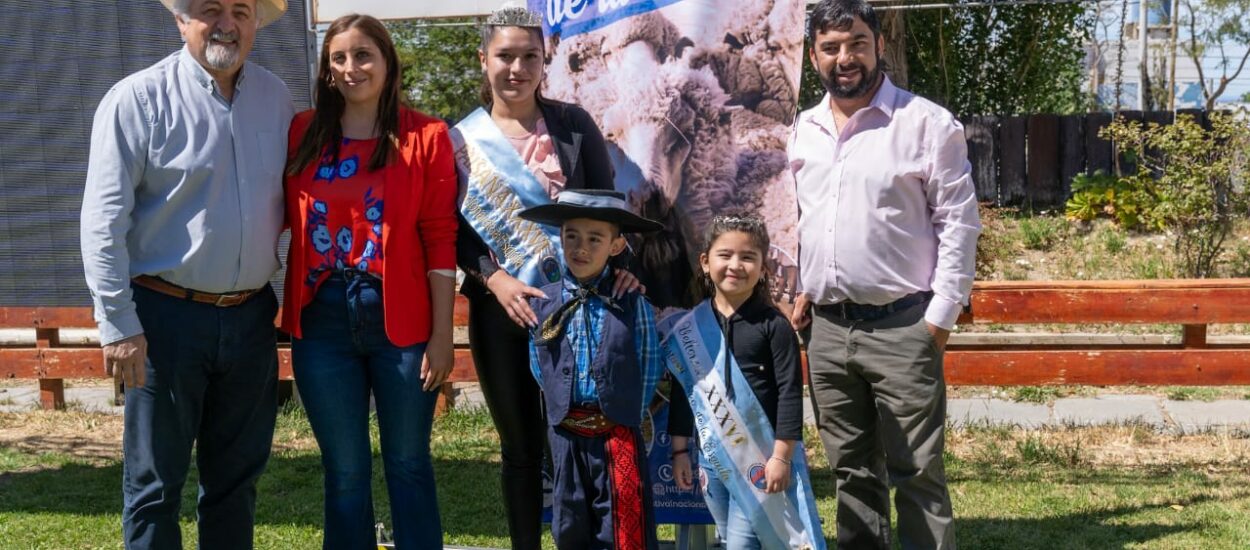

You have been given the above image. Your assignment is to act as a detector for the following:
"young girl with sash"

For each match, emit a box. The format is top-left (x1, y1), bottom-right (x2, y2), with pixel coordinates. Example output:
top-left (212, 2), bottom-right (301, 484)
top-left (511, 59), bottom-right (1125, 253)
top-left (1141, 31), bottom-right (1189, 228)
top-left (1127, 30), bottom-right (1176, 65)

top-left (282, 14), bottom-right (457, 549)
top-left (450, 5), bottom-right (640, 549)
top-left (667, 215), bottom-right (826, 550)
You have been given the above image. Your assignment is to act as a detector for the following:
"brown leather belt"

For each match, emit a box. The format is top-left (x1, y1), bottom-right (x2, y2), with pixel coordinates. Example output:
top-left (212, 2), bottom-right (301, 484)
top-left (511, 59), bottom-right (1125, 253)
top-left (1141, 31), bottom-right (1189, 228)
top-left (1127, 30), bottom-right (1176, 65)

top-left (132, 275), bottom-right (262, 307)
top-left (558, 406), bottom-right (618, 437)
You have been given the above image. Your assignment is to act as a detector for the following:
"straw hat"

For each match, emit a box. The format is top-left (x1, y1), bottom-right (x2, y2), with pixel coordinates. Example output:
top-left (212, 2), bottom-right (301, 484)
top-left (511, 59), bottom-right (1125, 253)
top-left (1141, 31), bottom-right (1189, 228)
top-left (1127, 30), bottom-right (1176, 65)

top-left (519, 190), bottom-right (664, 233)
top-left (160, 0), bottom-right (287, 28)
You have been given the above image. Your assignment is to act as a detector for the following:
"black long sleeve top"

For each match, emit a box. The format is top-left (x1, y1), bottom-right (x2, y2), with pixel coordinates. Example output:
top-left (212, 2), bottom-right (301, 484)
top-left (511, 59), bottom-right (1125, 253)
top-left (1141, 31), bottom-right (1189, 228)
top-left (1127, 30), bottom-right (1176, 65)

top-left (667, 293), bottom-right (806, 441)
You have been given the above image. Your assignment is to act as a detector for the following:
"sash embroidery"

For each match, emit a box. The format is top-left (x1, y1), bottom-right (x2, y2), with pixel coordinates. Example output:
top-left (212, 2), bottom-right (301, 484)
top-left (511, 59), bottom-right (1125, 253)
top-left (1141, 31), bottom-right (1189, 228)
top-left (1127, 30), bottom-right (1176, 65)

top-left (662, 301), bottom-right (826, 550)
top-left (450, 108), bottom-right (564, 288)
top-left (606, 425), bottom-right (646, 550)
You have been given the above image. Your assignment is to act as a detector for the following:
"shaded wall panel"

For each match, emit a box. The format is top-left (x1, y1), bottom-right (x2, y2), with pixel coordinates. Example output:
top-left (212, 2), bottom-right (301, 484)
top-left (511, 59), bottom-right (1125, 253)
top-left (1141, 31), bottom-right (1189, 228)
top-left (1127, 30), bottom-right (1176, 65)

top-left (0, 1), bottom-right (311, 306)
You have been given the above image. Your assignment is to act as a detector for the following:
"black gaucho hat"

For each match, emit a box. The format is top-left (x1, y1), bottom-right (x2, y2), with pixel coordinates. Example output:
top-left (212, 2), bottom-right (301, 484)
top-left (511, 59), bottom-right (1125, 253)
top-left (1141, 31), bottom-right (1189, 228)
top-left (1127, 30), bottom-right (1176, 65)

top-left (518, 189), bottom-right (663, 233)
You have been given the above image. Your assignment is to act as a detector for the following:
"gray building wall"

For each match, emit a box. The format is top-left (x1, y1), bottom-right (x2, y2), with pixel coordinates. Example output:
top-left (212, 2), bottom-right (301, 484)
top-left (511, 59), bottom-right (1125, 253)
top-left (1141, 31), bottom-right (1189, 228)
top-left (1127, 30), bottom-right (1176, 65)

top-left (0, 0), bottom-right (313, 306)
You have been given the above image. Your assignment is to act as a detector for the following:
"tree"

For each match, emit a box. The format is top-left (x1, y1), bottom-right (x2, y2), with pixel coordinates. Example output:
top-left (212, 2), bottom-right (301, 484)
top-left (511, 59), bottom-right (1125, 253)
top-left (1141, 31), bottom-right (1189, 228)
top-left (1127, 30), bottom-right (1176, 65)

top-left (1181, 0), bottom-right (1250, 110)
top-left (1085, 0), bottom-right (1122, 109)
top-left (902, 2), bottom-right (1094, 116)
top-left (388, 20), bottom-right (482, 122)
top-left (880, 9), bottom-right (909, 89)
top-left (796, 4), bottom-right (1092, 115)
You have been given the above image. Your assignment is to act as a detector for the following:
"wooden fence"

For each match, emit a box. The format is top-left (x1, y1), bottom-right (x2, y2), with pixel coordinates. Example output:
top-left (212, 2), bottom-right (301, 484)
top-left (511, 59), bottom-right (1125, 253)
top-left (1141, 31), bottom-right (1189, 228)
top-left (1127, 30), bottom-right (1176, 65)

top-left (962, 109), bottom-right (1208, 208)
top-left (6, 279), bottom-right (1250, 410)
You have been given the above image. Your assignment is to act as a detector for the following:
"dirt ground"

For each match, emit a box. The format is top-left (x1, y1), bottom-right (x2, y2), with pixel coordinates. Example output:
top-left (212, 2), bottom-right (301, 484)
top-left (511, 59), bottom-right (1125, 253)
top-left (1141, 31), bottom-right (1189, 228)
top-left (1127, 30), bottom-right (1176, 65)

top-left (4, 407), bottom-right (1249, 472)
top-left (0, 410), bottom-right (124, 463)
top-left (946, 424), bottom-right (1250, 469)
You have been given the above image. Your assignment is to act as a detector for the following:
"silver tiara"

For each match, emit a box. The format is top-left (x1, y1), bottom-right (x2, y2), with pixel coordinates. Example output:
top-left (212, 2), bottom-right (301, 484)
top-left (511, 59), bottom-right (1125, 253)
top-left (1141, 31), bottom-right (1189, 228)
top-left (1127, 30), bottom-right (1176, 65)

top-left (485, 4), bottom-right (542, 28)
top-left (713, 215), bottom-right (764, 228)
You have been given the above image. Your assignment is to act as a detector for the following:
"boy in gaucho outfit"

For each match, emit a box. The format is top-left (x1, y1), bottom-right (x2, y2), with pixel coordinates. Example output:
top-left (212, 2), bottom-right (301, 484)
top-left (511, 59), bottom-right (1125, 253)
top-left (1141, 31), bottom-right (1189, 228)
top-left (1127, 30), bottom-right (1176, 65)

top-left (520, 189), bottom-right (682, 550)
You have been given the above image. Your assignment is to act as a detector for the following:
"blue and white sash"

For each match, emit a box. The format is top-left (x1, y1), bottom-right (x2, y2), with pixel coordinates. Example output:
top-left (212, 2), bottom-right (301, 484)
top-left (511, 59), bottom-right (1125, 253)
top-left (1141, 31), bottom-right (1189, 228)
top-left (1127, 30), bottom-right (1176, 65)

top-left (450, 107), bottom-right (564, 287)
top-left (662, 301), bottom-right (826, 549)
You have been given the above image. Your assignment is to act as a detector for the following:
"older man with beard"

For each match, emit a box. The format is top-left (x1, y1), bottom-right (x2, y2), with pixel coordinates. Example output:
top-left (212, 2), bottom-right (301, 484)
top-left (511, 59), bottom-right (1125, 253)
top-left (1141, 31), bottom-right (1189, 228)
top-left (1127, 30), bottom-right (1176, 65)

top-left (79, 0), bottom-right (293, 548)
top-left (787, 0), bottom-right (980, 548)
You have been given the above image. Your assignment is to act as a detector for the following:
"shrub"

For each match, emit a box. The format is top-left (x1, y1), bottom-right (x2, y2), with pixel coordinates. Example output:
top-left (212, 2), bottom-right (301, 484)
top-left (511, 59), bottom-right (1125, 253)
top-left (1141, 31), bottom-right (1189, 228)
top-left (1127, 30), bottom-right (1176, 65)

top-left (1064, 170), bottom-right (1159, 230)
top-left (1225, 241), bottom-right (1250, 278)
top-left (1101, 112), bottom-right (1250, 278)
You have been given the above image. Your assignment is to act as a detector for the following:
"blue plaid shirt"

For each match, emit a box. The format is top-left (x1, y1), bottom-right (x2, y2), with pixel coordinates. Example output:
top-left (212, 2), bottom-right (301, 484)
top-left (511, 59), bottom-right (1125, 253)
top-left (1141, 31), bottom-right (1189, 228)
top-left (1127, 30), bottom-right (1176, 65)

top-left (529, 267), bottom-right (664, 414)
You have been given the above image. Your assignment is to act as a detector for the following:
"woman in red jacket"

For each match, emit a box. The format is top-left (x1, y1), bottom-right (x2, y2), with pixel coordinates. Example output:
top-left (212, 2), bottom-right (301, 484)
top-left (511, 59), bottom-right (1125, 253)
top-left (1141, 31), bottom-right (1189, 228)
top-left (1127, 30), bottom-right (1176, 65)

top-left (282, 14), bottom-right (456, 550)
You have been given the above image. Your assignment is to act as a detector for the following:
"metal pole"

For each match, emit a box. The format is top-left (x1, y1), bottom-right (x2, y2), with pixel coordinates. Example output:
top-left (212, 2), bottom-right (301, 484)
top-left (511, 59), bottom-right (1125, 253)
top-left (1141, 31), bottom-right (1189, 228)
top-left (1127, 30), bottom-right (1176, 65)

top-left (1167, 0), bottom-right (1180, 111)
top-left (1137, 0), bottom-right (1149, 109)
top-left (304, 0), bottom-right (318, 101)
top-left (872, 0), bottom-right (1089, 9)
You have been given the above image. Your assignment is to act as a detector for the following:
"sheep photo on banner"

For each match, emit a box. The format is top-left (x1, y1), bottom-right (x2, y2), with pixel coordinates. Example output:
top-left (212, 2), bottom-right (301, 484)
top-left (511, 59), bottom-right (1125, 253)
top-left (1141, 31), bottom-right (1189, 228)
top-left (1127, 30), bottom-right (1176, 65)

top-left (536, 0), bottom-right (805, 310)
top-left (530, 0), bottom-right (808, 528)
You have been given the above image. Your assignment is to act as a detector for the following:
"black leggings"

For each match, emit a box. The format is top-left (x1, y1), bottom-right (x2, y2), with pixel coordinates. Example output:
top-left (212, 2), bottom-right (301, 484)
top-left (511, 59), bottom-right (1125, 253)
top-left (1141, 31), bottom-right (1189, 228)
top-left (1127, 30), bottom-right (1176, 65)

top-left (467, 293), bottom-right (546, 550)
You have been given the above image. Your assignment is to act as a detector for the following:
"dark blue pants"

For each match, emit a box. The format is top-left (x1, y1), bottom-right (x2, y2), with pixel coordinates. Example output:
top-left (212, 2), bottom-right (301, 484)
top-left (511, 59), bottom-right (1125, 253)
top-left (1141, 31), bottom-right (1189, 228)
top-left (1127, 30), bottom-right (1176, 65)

top-left (548, 424), bottom-right (658, 550)
top-left (292, 274), bottom-right (441, 550)
top-left (122, 284), bottom-right (279, 550)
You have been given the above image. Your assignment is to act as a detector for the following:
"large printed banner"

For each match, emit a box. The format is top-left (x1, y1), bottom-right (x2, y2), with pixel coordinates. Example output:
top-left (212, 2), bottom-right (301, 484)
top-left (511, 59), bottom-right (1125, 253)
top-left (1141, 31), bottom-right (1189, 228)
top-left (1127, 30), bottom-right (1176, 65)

top-left (531, 0), bottom-right (807, 308)
top-left (532, 0), bottom-right (808, 525)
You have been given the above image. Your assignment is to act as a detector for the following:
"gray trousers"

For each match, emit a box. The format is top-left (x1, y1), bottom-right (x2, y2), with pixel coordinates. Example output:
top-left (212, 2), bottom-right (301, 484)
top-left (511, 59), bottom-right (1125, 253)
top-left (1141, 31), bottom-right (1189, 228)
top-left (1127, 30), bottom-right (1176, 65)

top-left (808, 300), bottom-right (955, 549)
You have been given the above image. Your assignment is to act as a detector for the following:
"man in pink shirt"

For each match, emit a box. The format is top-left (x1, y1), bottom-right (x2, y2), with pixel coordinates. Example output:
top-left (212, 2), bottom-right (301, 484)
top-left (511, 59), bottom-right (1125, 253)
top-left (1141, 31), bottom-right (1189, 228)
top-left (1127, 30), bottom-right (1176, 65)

top-left (788, 0), bottom-right (980, 547)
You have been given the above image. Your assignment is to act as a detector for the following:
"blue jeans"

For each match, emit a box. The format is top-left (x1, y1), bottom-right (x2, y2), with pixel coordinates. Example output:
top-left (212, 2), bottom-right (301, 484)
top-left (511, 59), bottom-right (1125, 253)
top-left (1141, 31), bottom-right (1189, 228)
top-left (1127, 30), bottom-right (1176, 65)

top-left (123, 284), bottom-right (279, 550)
top-left (292, 273), bottom-right (441, 550)
top-left (702, 466), bottom-right (763, 550)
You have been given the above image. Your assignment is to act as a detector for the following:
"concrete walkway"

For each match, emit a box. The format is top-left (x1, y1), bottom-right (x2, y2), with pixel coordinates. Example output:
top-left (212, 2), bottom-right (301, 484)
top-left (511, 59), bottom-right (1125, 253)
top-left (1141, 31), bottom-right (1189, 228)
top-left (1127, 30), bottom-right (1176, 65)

top-left (946, 394), bottom-right (1250, 432)
top-left (5, 382), bottom-right (1250, 433)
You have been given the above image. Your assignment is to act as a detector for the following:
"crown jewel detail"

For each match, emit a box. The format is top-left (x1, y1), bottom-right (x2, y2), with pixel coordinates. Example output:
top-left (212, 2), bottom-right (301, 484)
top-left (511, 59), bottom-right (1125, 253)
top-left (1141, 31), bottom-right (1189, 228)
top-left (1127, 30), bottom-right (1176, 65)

top-left (485, 5), bottom-right (542, 28)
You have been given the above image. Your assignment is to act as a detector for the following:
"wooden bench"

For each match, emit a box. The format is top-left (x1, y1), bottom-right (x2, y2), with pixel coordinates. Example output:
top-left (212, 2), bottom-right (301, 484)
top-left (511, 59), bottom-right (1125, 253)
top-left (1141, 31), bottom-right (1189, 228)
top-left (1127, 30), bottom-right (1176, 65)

top-left (0, 295), bottom-right (479, 410)
top-left (945, 279), bottom-right (1250, 385)
top-left (4, 279), bottom-right (1250, 410)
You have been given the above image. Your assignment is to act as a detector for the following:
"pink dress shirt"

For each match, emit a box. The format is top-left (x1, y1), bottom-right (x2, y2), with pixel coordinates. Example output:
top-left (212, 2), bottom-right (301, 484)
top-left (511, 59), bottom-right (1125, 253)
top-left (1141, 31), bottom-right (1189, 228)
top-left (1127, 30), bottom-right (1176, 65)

top-left (787, 77), bottom-right (981, 330)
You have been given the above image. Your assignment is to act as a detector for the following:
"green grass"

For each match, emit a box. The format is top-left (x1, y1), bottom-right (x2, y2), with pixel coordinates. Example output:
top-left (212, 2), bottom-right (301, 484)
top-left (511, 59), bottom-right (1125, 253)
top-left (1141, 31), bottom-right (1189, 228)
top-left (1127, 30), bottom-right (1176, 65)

top-left (1100, 226), bottom-right (1128, 255)
top-left (4, 408), bottom-right (1250, 548)
top-left (1017, 216), bottom-right (1066, 251)
top-left (1010, 386), bottom-right (1064, 404)
top-left (0, 406), bottom-right (515, 550)
top-left (1014, 434), bottom-right (1084, 467)
top-left (1129, 253), bottom-right (1174, 279)
top-left (941, 464), bottom-right (1250, 549)
top-left (1165, 387), bottom-right (1224, 402)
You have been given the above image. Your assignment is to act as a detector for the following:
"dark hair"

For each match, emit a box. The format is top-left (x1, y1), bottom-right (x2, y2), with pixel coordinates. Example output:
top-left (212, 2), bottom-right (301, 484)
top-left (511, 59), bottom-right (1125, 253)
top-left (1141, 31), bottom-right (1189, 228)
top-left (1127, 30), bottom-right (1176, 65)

top-left (807, 0), bottom-right (881, 44)
top-left (287, 14), bottom-right (402, 176)
top-left (560, 218), bottom-right (622, 238)
top-left (696, 213), bottom-right (773, 303)
top-left (477, 24), bottom-right (547, 107)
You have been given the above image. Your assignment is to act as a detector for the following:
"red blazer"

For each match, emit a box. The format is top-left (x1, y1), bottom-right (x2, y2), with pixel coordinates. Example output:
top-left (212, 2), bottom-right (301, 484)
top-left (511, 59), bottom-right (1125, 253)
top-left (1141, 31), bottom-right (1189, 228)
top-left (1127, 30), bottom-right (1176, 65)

top-left (282, 108), bottom-right (458, 346)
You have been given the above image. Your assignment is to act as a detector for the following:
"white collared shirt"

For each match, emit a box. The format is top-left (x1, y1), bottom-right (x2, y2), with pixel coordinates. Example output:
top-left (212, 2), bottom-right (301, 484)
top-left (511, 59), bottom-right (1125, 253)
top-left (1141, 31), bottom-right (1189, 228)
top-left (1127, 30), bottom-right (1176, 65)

top-left (787, 76), bottom-right (981, 329)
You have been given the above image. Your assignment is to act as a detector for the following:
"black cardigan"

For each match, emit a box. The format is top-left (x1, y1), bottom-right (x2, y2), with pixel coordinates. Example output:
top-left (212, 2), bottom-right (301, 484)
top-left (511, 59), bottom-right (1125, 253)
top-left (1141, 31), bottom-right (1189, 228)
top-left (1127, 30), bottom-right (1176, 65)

top-left (668, 294), bottom-right (806, 441)
top-left (456, 99), bottom-right (617, 299)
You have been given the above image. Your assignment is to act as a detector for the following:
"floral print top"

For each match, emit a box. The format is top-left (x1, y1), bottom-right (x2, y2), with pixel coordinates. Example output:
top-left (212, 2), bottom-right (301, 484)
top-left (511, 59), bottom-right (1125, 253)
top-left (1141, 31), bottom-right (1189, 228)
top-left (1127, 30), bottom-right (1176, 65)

top-left (301, 138), bottom-right (385, 292)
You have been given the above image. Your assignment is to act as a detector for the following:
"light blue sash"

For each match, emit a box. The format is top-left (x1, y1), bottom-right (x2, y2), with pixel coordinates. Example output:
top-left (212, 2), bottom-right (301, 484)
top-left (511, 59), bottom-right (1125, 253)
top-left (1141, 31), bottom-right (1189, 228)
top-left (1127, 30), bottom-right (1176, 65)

top-left (450, 107), bottom-right (563, 287)
top-left (662, 301), bottom-right (826, 549)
